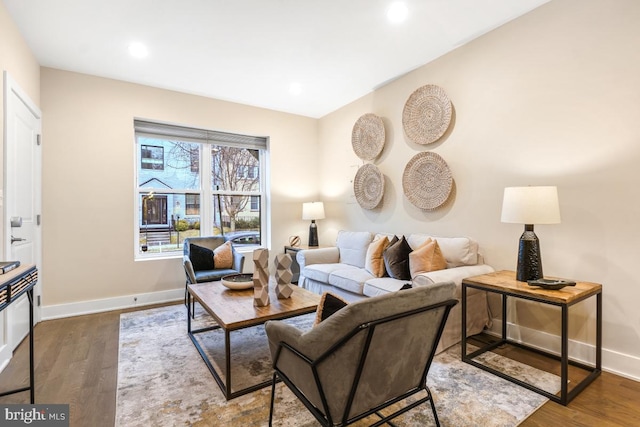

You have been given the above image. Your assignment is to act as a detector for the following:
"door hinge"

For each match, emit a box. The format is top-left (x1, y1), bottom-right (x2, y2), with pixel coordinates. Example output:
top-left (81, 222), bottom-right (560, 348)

top-left (36, 134), bottom-right (41, 146)
top-left (36, 214), bottom-right (41, 226)
top-left (37, 295), bottom-right (41, 306)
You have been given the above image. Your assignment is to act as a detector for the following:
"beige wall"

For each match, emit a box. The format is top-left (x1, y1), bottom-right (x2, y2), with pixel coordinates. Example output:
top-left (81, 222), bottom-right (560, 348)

top-left (40, 68), bottom-right (318, 306)
top-left (318, 0), bottom-right (640, 366)
top-left (0, 1), bottom-right (40, 255)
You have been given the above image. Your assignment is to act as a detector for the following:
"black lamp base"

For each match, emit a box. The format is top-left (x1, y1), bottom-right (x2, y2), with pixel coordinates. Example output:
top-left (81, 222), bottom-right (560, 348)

top-left (308, 220), bottom-right (319, 247)
top-left (516, 224), bottom-right (543, 282)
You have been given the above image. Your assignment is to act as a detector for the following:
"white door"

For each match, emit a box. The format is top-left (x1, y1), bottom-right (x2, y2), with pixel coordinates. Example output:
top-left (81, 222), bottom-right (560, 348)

top-left (0, 72), bottom-right (42, 370)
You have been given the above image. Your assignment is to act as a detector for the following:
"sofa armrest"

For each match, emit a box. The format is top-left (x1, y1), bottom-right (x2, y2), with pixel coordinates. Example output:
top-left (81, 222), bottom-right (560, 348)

top-left (183, 256), bottom-right (196, 284)
top-left (413, 264), bottom-right (495, 289)
top-left (296, 247), bottom-right (340, 270)
top-left (232, 249), bottom-right (245, 273)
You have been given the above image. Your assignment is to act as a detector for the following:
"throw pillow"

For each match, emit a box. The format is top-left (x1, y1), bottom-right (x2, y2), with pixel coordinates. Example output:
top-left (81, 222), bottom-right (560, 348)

top-left (314, 292), bottom-right (348, 326)
top-left (213, 241), bottom-right (233, 269)
top-left (189, 244), bottom-right (215, 271)
top-left (383, 236), bottom-right (412, 280)
top-left (383, 235), bottom-right (399, 277)
top-left (365, 236), bottom-right (390, 277)
top-left (409, 238), bottom-right (447, 278)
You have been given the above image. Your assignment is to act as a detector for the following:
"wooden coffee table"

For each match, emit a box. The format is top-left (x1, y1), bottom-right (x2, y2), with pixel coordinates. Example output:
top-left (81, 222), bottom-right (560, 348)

top-left (187, 281), bottom-right (320, 400)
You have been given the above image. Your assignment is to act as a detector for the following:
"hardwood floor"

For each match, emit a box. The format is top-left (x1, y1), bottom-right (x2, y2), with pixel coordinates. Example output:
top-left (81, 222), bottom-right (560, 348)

top-left (1, 304), bottom-right (639, 427)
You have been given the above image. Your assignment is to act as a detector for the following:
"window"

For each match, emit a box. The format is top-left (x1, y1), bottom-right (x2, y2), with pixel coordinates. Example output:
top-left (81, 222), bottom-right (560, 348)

top-left (185, 193), bottom-right (200, 216)
top-left (135, 119), bottom-right (268, 257)
top-left (141, 145), bottom-right (164, 170)
top-left (250, 196), bottom-right (259, 211)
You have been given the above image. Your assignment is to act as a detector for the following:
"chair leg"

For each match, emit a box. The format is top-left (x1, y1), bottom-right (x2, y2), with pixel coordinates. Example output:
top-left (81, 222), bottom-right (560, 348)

top-left (185, 280), bottom-right (196, 318)
top-left (269, 372), bottom-right (278, 427)
top-left (428, 395), bottom-right (440, 427)
top-left (184, 280), bottom-right (189, 306)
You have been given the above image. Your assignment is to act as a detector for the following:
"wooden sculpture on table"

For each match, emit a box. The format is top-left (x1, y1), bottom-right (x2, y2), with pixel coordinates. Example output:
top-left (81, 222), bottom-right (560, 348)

top-left (275, 253), bottom-right (294, 299)
top-left (253, 248), bottom-right (270, 307)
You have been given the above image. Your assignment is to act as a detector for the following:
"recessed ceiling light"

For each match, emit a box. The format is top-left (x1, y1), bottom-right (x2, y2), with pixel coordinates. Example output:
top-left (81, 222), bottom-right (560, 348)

top-left (128, 42), bottom-right (149, 58)
top-left (387, 1), bottom-right (408, 24)
top-left (289, 82), bottom-right (302, 96)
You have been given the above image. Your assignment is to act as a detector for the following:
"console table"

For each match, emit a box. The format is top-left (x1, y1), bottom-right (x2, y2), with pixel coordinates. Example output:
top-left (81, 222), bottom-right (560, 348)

top-left (462, 270), bottom-right (602, 405)
top-left (0, 264), bottom-right (38, 403)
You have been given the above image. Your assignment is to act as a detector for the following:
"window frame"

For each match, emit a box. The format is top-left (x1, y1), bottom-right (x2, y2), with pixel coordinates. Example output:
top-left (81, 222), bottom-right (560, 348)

top-left (133, 119), bottom-right (269, 260)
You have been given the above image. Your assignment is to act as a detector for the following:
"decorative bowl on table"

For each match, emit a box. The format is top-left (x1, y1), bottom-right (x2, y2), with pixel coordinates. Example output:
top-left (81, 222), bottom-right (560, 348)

top-left (221, 273), bottom-right (254, 290)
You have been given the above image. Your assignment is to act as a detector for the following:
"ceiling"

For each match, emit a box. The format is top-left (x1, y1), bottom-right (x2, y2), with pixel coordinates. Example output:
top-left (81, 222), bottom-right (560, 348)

top-left (4, 0), bottom-right (549, 118)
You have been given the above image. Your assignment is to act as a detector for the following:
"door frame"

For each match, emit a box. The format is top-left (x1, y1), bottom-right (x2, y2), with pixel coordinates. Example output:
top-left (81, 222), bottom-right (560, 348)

top-left (3, 71), bottom-right (42, 324)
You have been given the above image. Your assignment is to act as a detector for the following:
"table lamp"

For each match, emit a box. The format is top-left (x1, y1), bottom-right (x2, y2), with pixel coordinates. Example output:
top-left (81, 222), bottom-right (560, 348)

top-left (302, 202), bottom-right (325, 247)
top-left (501, 186), bottom-right (561, 282)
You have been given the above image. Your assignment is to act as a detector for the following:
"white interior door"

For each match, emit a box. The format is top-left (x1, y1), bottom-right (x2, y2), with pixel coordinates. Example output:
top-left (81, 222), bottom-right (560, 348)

top-left (0, 72), bottom-right (42, 370)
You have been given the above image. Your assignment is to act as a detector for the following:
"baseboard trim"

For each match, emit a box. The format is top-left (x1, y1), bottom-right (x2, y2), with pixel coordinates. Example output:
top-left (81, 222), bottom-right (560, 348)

top-left (42, 289), bottom-right (184, 320)
top-left (487, 319), bottom-right (640, 382)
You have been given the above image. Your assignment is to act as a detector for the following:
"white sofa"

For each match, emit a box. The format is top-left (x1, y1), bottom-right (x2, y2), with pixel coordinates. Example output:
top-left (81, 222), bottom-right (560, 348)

top-left (297, 230), bottom-right (494, 353)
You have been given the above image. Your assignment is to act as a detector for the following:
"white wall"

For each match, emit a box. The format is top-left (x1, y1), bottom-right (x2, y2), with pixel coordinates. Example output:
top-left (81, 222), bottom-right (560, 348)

top-left (0, 1), bottom-right (40, 255)
top-left (317, 0), bottom-right (640, 379)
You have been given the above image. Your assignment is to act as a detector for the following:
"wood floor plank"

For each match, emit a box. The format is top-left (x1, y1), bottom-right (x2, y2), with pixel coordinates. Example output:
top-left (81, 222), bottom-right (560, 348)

top-left (0, 303), bottom-right (638, 427)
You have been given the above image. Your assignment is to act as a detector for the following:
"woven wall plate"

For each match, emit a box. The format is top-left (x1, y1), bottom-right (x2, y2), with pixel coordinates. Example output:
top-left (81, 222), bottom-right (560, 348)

top-left (402, 85), bottom-right (452, 145)
top-left (402, 152), bottom-right (452, 210)
top-left (352, 113), bottom-right (385, 160)
top-left (353, 164), bottom-right (384, 210)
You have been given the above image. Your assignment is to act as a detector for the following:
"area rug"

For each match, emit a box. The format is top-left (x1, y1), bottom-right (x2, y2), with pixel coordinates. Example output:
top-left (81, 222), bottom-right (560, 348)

top-left (115, 304), bottom-right (560, 426)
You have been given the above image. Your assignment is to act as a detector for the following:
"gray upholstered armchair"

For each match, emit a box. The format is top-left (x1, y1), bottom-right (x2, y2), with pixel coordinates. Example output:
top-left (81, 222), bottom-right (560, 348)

top-left (183, 236), bottom-right (245, 305)
top-left (266, 281), bottom-right (457, 427)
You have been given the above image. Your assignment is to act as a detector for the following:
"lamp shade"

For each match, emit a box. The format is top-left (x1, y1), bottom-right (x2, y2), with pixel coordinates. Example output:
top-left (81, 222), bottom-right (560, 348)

top-left (501, 186), bottom-right (561, 225)
top-left (302, 202), bottom-right (325, 220)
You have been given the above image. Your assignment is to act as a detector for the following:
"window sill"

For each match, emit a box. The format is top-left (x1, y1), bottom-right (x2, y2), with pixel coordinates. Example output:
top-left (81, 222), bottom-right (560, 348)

top-left (135, 253), bottom-right (182, 262)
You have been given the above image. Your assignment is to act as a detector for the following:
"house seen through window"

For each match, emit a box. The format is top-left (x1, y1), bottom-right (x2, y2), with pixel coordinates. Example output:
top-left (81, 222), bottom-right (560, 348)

top-left (135, 120), bottom-right (268, 256)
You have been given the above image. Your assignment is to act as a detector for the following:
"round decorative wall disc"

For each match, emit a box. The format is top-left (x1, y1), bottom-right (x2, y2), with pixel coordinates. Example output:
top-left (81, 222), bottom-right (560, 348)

top-left (402, 85), bottom-right (452, 145)
top-left (351, 113), bottom-right (385, 160)
top-left (402, 152), bottom-right (453, 210)
top-left (353, 164), bottom-right (384, 210)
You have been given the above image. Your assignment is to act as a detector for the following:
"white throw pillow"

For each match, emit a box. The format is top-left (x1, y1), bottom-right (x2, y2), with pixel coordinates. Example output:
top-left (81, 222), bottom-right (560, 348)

top-left (336, 230), bottom-right (373, 268)
top-left (406, 234), bottom-right (479, 267)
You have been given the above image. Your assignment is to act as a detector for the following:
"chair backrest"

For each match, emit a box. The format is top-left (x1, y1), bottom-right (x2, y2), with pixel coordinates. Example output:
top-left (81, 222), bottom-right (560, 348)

top-left (273, 281), bottom-right (457, 425)
top-left (183, 236), bottom-right (225, 258)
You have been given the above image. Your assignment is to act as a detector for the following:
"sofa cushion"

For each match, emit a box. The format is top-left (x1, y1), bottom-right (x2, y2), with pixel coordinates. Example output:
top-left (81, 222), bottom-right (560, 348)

top-left (314, 292), bottom-right (348, 326)
top-left (407, 234), bottom-right (479, 267)
top-left (328, 267), bottom-right (374, 294)
top-left (336, 231), bottom-right (373, 268)
top-left (189, 244), bottom-right (215, 271)
top-left (409, 238), bottom-right (447, 278)
top-left (303, 263), bottom-right (347, 284)
top-left (194, 268), bottom-right (239, 283)
top-left (383, 236), bottom-right (412, 280)
top-left (363, 277), bottom-right (408, 298)
top-left (365, 236), bottom-right (390, 278)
